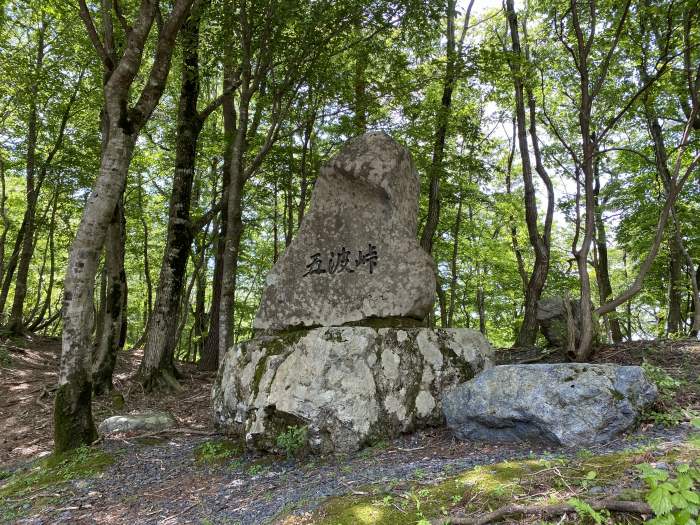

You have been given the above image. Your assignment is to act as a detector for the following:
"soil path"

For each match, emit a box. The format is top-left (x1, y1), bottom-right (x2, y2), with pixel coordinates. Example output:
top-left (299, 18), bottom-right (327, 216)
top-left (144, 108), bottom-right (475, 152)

top-left (1, 336), bottom-right (698, 524)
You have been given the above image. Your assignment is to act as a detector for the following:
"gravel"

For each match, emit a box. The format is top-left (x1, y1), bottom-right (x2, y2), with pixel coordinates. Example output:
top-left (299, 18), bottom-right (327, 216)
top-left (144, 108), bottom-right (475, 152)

top-left (10, 423), bottom-right (694, 525)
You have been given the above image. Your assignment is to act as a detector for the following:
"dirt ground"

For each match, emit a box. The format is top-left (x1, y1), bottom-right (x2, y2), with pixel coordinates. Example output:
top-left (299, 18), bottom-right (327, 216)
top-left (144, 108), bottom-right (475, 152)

top-left (0, 336), bottom-right (698, 524)
top-left (0, 335), bottom-right (215, 467)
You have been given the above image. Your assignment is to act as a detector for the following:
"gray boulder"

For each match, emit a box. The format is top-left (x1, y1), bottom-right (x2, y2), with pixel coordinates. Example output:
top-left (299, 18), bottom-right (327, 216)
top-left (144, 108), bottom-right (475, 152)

top-left (443, 364), bottom-right (657, 446)
top-left (537, 296), bottom-right (581, 348)
top-left (253, 132), bottom-right (436, 332)
top-left (213, 326), bottom-right (493, 453)
top-left (98, 411), bottom-right (177, 435)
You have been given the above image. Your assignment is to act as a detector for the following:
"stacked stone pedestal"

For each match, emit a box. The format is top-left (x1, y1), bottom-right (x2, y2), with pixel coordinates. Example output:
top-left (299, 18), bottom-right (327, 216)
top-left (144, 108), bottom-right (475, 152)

top-left (213, 326), bottom-right (493, 453)
top-left (212, 132), bottom-right (494, 453)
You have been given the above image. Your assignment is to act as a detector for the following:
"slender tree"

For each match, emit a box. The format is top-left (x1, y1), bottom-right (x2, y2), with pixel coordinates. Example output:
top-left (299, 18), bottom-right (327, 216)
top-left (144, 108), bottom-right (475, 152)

top-left (55, 0), bottom-right (196, 452)
top-left (137, 0), bottom-right (229, 390)
top-left (504, 0), bottom-right (554, 348)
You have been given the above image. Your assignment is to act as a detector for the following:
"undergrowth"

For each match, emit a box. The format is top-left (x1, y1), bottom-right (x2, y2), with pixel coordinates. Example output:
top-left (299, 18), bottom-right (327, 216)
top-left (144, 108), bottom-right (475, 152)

top-left (300, 435), bottom-right (700, 525)
top-left (642, 360), bottom-right (698, 426)
top-left (194, 439), bottom-right (243, 465)
top-left (0, 445), bottom-right (114, 520)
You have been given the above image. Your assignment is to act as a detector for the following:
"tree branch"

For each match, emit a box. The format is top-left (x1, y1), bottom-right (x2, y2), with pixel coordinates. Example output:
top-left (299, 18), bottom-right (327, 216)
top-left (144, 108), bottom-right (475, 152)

top-left (113, 0), bottom-right (132, 35)
top-left (78, 0), bottom-right (112, 69)
top-left (198, 79), bottom-right (241, 121)
top-left (432, 498), bottom-right (652, 525)
top-left (132, 0), bottom-right (198, 128)
top-left (590, 0), bottom-right (631, 98)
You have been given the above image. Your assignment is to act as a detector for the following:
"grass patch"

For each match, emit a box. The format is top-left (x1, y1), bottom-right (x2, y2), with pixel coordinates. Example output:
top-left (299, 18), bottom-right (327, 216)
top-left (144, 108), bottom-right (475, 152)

top-left (194, 439), bottom-right (243, 465)
top-left (0, 445), bottom-right (114, 521)
top-left (0, 445), bottom-right (114, 499)
top-left (302, 436), bottom-right (700, 525)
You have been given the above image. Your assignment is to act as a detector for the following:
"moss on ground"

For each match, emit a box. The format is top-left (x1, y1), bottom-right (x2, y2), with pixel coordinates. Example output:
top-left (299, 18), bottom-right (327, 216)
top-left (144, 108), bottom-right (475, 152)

top-left (194, 439), bottom-right (244, 465)
top-left (301, 435), bottom-right (700, 525)
top-left (0, 445), bottom-right (114, 521)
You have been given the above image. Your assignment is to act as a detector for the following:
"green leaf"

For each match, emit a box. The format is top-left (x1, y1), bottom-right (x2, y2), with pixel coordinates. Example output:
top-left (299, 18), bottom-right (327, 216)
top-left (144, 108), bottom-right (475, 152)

top-left (672, 492), bottom-right (689, 509)
top-left (661, 482), bottom-right (679, 493)
top-left (648, 515), bottom-right (677, 525)
top-left (648, 486), bottom-right (674, 515)
top-left (677, 511), bottom-right (693, 525)
top-left (675, 509), bottom-right (692, 525)
top-left (682, 491), bottom-right (700, 505)
top-left (677, 475), bottom-right (694, 491)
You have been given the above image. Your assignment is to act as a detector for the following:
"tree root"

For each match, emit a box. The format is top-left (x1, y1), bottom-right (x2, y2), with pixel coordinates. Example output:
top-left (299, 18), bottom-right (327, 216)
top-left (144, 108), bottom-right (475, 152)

top-left (137, 367), bottom-right (184, 393)
top-left (432, 498), bottom-right (652, 525)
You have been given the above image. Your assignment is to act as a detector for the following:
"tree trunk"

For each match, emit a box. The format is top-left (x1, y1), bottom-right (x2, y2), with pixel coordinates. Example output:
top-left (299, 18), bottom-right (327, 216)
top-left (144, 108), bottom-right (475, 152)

top-left (56, 127), bottom-right (135, 453)
top-left (419, 0), bottom-right (475, 253)
top-left (198, 63), bottom-right (235, 372)
top-left (7, 21), bottom-right (45, 333)
top-left (437, 278), bottom-right (448, 328)
top-left (506, 0), bottom-right (554, 348)
top-left (666, 233), bottom-right (684, 334)
top-left (297, 115), bottom-right (314, 226)
top-left (0, 155), bottom-right (7, 286)
top-left (138, 7), bottom-right (205, 390)
top-left (593, 152), bottom-right (623, 343)
top-left (476, 283), bottom-right (486, 335)
top-left (0, 210), bottom-right (24, 317)
top-left (192, 243), bottom-right (207, 361)
top-left (419, 0), bottom-right (456, 255)
top-left (674, 223), bottom-right (700, 337)
top-left (219, 167), bottom-right (245, 360)
top-left (447, 194), bottom-right (462, 327)
top-left (284, 141), bottom-right (294, 246)
top-left (92, 198), bottom-right (127, 395)
top-left (273, 179), bottom-right (280, 262)
top-left (56, 0), bottom-right (195, 452)
top-left (28, 191), bottom-right (58, 331)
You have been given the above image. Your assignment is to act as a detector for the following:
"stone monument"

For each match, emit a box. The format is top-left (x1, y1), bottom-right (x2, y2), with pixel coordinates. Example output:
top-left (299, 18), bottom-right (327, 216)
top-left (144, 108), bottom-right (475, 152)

top-left (213, 132), bottom-right (494, 453)
top-left (254, 131), bottom-right (436, 331)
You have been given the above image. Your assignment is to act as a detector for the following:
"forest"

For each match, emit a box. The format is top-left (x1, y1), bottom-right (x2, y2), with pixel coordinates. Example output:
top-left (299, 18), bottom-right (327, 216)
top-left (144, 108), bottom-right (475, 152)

top-left (0, 0), bottom-right (699, 522)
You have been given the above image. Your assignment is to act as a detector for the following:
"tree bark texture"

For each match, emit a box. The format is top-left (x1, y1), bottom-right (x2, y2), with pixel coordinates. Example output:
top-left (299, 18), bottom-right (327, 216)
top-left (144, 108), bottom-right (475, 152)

top-left (56, 0), bottom-right (194, 452)
top-left (447, 194), bottom-right (462, 327)
top-left (505, 0), bottom-right (554, 348)
top-left (92, 198), bottom-right (127, 395)
top-left (138, 5), bottom-right (205, 391)
top-left (57, 128), bottom-right (134, 452)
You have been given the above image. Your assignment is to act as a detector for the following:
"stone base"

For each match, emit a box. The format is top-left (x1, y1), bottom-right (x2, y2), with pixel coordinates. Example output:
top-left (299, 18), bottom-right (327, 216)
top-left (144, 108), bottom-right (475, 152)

top-left (212, 326), bottom-right (493, 453)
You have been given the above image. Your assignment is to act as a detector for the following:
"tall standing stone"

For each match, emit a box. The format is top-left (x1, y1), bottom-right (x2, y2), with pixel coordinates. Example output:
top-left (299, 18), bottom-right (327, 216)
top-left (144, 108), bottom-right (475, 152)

top-left (254, 131), bottom-right (436, 332)
top-left (214, 132), bottom-right (494, 454)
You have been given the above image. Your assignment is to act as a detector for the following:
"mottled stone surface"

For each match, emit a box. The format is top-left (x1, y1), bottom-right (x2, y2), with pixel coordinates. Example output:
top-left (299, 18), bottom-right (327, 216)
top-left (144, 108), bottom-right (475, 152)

top-left (537, 296), bottom-right (582, 348)
top-left (212, 327), bottom-right (493, 453)
top-left (443, 364), bottom-right (657, 446)
top-left (97, 411), bottom-right (177, 435)
top-left (253, 132), bottom-right (436, 332)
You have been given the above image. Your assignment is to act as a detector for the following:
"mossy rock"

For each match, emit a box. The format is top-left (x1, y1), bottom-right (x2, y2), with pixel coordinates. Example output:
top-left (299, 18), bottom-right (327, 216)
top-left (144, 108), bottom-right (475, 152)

top-left (213, 326), bottom-right (493, 453)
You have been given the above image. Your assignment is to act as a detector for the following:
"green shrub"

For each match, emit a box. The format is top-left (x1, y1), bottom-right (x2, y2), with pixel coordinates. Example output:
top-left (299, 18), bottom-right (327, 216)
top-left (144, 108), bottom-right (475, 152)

top-left (276, 425), bottom-right (308, 458)
top-left (643, 361), bottom-right (684, 399)
top-left (194, 440), bottom-right (241, 464)
top-left (636, 460), bottom-right (700, 525)
top-left (0, 347), bottom-right (11, 367)
top-left (642, 361), bottom-right (690, 426)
